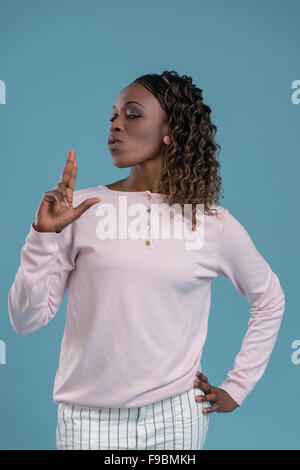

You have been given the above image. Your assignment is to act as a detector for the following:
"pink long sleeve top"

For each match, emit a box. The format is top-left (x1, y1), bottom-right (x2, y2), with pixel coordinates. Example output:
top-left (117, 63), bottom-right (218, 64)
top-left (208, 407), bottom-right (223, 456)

top-left (8, 185), bottom-right (285, 409)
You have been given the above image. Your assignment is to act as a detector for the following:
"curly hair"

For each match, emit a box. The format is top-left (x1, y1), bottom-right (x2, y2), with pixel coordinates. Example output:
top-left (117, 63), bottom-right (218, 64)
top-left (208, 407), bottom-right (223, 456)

top-left (131, 70), bottom-right (224, 231)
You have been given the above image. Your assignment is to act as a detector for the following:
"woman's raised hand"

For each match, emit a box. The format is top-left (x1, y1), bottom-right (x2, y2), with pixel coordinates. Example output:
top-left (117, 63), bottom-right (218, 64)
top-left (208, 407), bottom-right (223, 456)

top-left (33, 149), bottom-right (101, 233)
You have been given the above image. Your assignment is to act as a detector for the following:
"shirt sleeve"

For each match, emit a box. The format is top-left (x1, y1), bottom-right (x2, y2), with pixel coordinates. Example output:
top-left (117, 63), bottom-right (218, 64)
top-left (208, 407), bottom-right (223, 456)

top-left (215, 208), bottom-right (285, 407)
top-left (8, 220), bottom-right (77, 336)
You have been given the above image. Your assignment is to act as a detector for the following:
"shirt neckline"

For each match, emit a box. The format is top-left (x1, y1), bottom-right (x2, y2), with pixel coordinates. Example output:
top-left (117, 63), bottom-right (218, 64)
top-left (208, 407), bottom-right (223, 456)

top-left (99, 184), bottom-right (166, 196)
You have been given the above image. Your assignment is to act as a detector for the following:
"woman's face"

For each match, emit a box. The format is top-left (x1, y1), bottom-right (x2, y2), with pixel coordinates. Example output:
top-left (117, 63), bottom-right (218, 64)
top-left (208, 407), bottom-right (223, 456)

top-left (108, 82), bottom-right (169, 168)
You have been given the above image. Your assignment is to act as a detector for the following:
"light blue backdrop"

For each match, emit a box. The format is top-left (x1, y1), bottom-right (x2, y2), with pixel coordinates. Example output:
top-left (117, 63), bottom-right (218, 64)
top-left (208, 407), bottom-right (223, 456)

top-left (1, 0), bottom-right (299, 450)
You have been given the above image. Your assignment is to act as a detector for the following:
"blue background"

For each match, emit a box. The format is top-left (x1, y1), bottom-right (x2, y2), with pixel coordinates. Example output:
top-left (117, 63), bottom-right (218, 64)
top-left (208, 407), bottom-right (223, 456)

top-left (1, 0), bottom-right (299, 450)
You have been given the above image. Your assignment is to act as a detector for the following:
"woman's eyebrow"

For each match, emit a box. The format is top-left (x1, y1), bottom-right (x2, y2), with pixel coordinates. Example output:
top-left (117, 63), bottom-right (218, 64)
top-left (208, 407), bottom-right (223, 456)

top-left (113, 101), bottom-right (145, 110)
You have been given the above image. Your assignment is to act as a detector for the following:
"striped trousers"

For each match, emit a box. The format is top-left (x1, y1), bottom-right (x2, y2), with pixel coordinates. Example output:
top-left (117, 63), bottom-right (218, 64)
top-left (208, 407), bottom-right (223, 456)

top-left (56, 384), bottom-right (210, 450)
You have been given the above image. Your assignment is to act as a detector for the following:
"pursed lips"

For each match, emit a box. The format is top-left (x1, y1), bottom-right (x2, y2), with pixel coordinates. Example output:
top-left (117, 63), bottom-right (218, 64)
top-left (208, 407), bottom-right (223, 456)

top-left (108, 135), bottom-right (122, 144)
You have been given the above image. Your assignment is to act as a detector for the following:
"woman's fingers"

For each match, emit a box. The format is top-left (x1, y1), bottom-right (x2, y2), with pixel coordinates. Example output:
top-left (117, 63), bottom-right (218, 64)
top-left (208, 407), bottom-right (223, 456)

top-left (202, 403), bottom-right (219, 414)
top-left (67, 152), bottom-right (77, 194)
top-left (33, 149), bottom-right (98, 233)
top-left (194, 374), bottom-right (212, 395)
top-left (196, 392), bottom-right (217, 402)
top-left (54, 149), bottom-right (77, 207)
top-left (44, 189), bottom-right (64, 205)
top-left (59, 149), bottom-right (76, 188)
top-left (72, 197), bottom-right (101, 220)
top-left (196, 371), bottom-right (208, 382)
top-left (197, 382), bottom-right (212, 396)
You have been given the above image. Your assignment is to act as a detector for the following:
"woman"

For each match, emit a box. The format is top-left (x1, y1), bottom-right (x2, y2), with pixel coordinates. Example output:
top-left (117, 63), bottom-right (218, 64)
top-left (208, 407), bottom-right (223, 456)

top-left (8, 70), bottom-right (285, 450)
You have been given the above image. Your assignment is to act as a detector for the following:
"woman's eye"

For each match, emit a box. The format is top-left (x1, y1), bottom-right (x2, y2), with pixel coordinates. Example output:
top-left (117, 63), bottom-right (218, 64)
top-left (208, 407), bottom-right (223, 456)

top-left (110, 115), bottom-right (140, 122)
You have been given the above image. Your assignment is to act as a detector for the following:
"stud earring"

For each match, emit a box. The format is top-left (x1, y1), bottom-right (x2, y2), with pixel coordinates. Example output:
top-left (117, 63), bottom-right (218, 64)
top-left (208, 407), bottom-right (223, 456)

top-left (163, 135), bottom-right (170, 145)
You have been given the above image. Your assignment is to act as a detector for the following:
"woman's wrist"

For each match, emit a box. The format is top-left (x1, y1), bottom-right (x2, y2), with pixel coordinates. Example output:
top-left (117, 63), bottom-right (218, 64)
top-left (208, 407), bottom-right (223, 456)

top-left (32, 221), bottom-right (55, 233)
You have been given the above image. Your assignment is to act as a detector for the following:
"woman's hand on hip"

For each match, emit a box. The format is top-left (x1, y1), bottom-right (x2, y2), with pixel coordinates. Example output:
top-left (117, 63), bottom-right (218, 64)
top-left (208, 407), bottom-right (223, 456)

top-left (193, 371), bottom-right (240, 413)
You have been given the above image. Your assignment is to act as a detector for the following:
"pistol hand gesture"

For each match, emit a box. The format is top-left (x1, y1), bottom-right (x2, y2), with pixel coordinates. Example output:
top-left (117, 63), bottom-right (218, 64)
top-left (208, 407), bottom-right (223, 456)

top-left (33, 149), bottom-right (101, 233)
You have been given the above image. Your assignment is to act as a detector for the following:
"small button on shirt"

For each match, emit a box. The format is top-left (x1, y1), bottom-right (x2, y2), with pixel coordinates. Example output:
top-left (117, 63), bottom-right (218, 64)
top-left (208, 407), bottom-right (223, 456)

top-left (8, 184), bottom-right (285, 409)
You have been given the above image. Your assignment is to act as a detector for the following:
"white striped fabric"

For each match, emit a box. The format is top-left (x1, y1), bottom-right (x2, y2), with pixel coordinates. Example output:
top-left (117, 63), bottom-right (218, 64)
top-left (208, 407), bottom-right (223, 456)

top-left (56, 385), bottom-right (210, 450)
